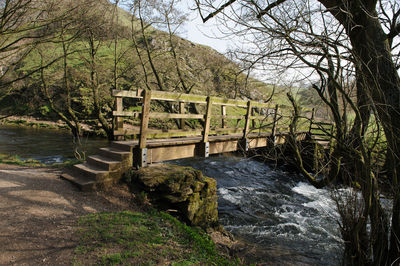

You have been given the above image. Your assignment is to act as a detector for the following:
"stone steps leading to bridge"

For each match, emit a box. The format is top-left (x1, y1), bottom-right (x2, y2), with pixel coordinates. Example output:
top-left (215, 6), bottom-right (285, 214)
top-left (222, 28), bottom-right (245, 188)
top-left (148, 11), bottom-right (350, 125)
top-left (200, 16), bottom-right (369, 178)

top-left (110, 141), bottom-right (136, 152)
top-left (99, 147), bottom-right (131, 161)
top-left (87, 155), bottom-right (121, 172)
top-left (60, 172), bottom-right (98, 191)
top-left (61, 145), bottom-right (132, 191)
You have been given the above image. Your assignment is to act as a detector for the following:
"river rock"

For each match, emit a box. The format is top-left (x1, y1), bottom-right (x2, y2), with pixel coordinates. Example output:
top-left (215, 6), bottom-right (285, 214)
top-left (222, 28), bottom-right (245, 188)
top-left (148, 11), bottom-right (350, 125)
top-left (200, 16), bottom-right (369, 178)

top-left (127, 163), bottom-right (218, 228)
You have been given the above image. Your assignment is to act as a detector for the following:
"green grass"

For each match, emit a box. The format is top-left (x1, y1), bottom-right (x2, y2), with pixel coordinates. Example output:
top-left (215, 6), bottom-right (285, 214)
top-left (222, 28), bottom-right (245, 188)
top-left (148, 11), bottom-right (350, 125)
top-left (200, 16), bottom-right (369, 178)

top-left (0, 152), bottom-right (81, 168)
top-left (1, 118), bottom-right (70, 130)
top-left (74, 210), bottom-right (236, 265)
top-left (0, 153), bottom-right (45, 167)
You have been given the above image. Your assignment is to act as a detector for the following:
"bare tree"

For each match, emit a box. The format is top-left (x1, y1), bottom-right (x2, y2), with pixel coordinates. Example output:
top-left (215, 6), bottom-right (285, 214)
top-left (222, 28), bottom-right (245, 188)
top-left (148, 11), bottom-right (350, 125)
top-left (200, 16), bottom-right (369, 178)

top-left (0, 0), bottom-right (83, 97)
top-left (194, 0), bottom-right (400, 264)
top-left (37, 0), bottom-right (100, 138)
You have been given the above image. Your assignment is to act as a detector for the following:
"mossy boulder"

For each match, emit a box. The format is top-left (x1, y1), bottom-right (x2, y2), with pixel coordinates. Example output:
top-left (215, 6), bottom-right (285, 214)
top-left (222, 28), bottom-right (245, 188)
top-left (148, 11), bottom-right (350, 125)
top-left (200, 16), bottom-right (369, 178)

top-left (126, 163), bottom-right (218, 229)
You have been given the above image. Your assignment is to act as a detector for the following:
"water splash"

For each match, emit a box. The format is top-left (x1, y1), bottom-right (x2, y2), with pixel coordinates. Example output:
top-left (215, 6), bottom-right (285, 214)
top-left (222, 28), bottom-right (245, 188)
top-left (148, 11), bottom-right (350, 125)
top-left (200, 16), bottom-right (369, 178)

top-left (174, 155), bottom-right (343, 265)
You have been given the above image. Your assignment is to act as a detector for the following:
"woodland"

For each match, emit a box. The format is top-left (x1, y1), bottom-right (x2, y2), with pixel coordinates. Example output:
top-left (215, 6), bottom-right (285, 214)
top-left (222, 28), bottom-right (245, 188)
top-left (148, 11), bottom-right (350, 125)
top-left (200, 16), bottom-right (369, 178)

top-left (1, 0), bottom-right (400, 265)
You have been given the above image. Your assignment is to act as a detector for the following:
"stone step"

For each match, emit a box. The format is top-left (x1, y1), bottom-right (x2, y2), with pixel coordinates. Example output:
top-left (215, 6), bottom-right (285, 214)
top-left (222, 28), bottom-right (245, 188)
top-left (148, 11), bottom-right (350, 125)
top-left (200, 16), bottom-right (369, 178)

top-left (87, 155), bottom-right (121, 171)
top-left (110, 141), bottom-right (137, 152)
top-left (60, 171), bottom-right (96, 191)
top-left (99, 147), bottom-right (131, 161)
top-left (59, 144), bottom-right (134, 191)
top-left (72, 163), bottom-right (110, 181)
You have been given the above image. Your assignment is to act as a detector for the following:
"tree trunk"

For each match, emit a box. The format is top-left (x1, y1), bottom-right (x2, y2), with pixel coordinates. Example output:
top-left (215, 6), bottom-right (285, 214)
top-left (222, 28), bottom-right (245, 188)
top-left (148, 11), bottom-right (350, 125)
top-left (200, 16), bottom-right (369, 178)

top-left (348, 18), bottom-right (400, 265)
top-left (88, 35), bottom-right (113, 140)
top-left (320, 1), bottom-right (400, 263)
top-left (347, 11), bottom-right (399, 266)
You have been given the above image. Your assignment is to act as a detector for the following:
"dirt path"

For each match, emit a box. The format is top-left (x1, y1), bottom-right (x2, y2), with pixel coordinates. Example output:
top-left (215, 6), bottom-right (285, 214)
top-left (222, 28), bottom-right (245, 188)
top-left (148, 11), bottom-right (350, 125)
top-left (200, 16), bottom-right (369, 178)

top-left (0, 164), bottom-right (137, 266)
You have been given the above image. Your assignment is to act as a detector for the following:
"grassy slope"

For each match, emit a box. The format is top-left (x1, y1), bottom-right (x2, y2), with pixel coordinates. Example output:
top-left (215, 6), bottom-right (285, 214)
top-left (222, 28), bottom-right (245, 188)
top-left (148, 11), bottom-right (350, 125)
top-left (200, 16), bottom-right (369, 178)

top-left (5, 0), bottom-right (281, 108)
top-left (74, 210), bottom-right (236, 265)
top-left (1, 1), bottom-right (320, 135)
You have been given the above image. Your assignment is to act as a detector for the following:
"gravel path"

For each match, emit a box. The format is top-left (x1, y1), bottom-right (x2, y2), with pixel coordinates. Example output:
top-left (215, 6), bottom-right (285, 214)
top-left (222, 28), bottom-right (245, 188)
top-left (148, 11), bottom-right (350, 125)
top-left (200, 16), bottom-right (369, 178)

top-left (0, 164), bottom-right (136, 265)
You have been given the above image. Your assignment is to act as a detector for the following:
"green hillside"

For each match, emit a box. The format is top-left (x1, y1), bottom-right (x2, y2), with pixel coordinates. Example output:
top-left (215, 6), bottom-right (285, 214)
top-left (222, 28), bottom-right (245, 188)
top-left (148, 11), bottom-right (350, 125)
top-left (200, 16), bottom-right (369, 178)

top-left (0, 0), bottom-right (279, 137)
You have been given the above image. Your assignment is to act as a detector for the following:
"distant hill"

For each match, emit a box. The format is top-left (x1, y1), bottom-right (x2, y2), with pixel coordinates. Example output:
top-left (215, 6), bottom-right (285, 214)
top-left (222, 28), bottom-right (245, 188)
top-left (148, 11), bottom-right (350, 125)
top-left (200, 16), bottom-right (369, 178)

top-left (0, 0), bottom-right (286, 135)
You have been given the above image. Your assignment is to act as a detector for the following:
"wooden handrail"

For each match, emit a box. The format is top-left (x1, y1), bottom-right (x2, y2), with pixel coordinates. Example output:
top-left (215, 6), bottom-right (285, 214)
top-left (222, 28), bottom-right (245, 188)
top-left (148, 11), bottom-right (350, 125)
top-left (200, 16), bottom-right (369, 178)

top-left (112, 89), bottom-right (330, 143)
top-left (111, 89), bottom-right (334, 168)
top-left (113, 89), bottom-right (277, 108)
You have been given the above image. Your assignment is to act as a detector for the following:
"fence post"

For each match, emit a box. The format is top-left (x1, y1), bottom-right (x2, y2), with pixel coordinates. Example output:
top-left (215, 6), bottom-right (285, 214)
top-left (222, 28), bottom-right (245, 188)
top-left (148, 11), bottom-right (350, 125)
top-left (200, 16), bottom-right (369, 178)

top-left (251, 107), bottom-right (256, 129)
top-left (221, 105), bottom-right (227, 128)
top-left (243, 100), bottom-right (253, 137)
top-left (308, 108), bottom-right (315, 134)
top-left (241, 100), bottom-right (253, 151)
top-left (179, 102), bottom-right (185, 130)
top-left (114, 96), bottom-right (124, 141)
top-left (270, 104), bottom-right (279, 145)
top-left (200, 96), bottom-right (213, 157)
top-left (138, 89), bottom-right (152, 167)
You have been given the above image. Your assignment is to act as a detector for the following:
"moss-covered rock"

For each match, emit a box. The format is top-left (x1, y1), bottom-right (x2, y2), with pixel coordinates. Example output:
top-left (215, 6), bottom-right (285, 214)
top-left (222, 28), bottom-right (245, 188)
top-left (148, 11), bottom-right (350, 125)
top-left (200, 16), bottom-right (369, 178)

top-left (126, 164), bottom-right (218, 229)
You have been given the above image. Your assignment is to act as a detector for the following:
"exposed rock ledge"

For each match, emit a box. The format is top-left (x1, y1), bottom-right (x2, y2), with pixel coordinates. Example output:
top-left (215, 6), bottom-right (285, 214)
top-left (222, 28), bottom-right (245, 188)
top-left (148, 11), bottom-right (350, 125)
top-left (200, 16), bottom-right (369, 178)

top-left (125, 163), bottom-right (219, 229)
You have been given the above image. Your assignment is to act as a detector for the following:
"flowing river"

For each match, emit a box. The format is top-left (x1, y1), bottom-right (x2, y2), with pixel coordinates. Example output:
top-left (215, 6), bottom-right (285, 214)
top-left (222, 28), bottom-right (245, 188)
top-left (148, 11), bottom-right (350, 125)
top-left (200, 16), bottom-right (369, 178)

top-left (0, 125), bottom-right (343, 264)
top-left (0, 125), bottom-right (108, 163)
top-left (173, 156), bottom-right (343, 265)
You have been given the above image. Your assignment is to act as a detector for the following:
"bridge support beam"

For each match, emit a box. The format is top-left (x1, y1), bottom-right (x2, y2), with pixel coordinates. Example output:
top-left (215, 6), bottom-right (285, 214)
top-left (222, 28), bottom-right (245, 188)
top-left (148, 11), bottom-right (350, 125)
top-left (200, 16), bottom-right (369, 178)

top-left (198, 142), bottom-right (209, 157)
top-left (134, 148), bottom-right (148, 168)
top-left (240, 138), bottom-right (249, 152)
top-left (267, 135), bottom-right (276, 147)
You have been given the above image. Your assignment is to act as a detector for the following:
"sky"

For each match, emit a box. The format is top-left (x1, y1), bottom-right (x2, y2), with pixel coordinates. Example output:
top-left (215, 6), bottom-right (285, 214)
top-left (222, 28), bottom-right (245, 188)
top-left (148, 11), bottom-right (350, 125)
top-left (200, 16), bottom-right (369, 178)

top-left (121, 1), bottom-right (317, 86)
top-left (176, 2), bottom-right (229, 54)
top-left (119, 1), bottom-right (230, 53)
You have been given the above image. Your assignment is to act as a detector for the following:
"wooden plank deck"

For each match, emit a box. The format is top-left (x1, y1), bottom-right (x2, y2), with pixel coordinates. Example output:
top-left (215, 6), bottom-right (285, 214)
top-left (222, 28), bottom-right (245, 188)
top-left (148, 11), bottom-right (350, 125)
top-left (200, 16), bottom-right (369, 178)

top-left (112, 132), bottom-right (272, 148)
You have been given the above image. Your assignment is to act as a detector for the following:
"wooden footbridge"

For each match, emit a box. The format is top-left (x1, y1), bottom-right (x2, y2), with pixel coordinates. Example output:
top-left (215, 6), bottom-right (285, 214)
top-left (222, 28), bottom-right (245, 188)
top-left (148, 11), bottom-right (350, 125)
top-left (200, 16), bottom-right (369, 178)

top-left (61, 89), bottom-right (332, 190)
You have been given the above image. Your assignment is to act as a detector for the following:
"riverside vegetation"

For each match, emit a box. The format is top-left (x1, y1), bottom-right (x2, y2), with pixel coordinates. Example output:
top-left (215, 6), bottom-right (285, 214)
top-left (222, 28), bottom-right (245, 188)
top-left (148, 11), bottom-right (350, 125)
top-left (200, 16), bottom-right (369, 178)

top-left (2, 0), bottom-right (399, 264)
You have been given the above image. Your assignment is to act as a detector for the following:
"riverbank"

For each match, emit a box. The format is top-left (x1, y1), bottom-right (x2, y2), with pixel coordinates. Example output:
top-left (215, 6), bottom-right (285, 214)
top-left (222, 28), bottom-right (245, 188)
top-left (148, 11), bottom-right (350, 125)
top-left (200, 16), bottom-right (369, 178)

top-left (0, 164), bottom-right (240, 265)
top-left (0, 123), bottom-right (345, 264)
top-left (0, 124), bottom-right (110, 164)
top-left (0, 152), bottom-right (81, 168)
top-left (0, 115), bottom-right (97, 133)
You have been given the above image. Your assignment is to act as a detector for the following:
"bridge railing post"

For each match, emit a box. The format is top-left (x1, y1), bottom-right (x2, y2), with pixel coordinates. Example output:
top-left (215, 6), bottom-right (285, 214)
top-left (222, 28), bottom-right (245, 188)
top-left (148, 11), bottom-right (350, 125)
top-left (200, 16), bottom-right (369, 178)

top-left (243, 100), bottom-right (252, 137)
top-left (308, 108), bottom-right (315, 134)
top-left (270, 104), bottom-right (279, 145)
top-left (179, 101), bottom-right (185, 129)
top-left (137, 89), bottom-right (152, 167)
top-left (241, 100), bottom-right (253, 151)
top-left (221, 105), bottom-right (227, 128)
top-left (307, 108), bottom-right (316, 141)
top-left (114, 96), bottom-right (124, 141)
top-left (200, 96), bottom-right (213, 157)
top-left (251, 107), bottom-right (256, 129)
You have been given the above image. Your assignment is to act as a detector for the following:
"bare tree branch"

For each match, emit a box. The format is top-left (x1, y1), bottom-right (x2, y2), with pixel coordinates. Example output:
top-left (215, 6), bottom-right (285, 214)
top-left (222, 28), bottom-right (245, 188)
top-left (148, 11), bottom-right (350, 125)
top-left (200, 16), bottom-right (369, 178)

top-left (388, 23), bottom-right (400, 45)
top-left (195, 0), bottom-right (236, 22)
top-left (256, 0), bottom-right (289, 19)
